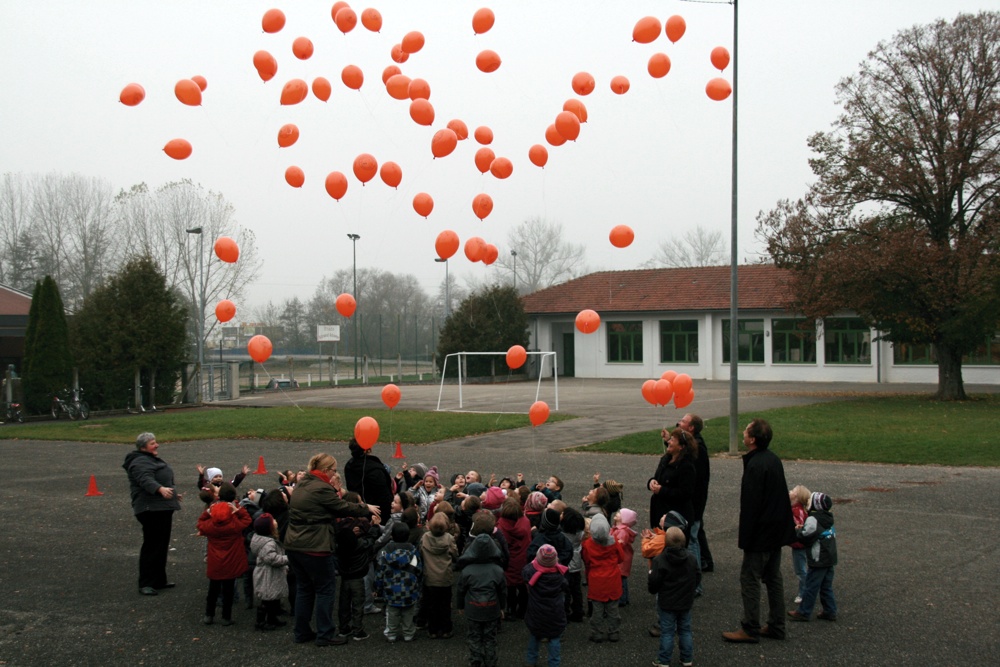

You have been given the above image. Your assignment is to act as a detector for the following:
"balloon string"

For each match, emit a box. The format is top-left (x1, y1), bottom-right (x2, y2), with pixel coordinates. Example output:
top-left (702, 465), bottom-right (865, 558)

top-left (388, 407), bottom-right (394, 446)
top-left (255, 362), bottom-right (305, 412)
top-left (495, 367), bottom-right (514, 426)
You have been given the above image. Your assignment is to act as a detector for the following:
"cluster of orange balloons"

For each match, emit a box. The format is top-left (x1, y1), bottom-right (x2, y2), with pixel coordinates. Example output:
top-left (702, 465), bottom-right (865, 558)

top-left (640, 370), bottom-right (695, 409)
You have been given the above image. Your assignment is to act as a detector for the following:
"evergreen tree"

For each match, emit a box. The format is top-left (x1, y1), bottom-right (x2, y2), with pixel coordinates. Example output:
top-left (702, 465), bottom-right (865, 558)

top-left (436, 284), bottom-right (528, 377)
top-left (22, 276), bottom-right (74, 413)
top-left (21, 280), bottom-right (41, 374)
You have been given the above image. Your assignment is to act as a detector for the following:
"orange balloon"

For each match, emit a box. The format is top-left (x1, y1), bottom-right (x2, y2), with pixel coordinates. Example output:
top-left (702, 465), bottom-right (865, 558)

top-left (633, 16), bottom-right (661, 43)
top-left (711, 46), bottom-right (731, 71)
top-left (174, 79), bottom-right (201, 106)
top-left (253, 50), bottom-right (278, 82)
top-left (555, 111), bottom-right (581, 141)
top-left (483, 243), bottom-right (499, 265)
top-left (262, 8), bottom-right (286, 33)
top-left (641, 379), bottom-right (657, 405)
top-left (471, 193), bottom-right (494, 220)
top-left (476, 49), bottom-right (501, 73)
top-left (277, 123), bottom-right (299, 148)
top-left (506, 345), bottom-right (527, 369)
top-left (464, 236), bottom-right (487, 262)
top-left (353, 153), bottom-right (378, 184)
top-left (386, 74), bottom-right (412, 100)
top-left (334, 7), bottom-right (357, 33)
top-left (336, 293), bottom-right (357, 317)
top-left (528, 144), bottom-right (548, 168)
top-left (472, 7), bottom-right (495, 34)
top-left (380, 161), bottom-right (402, 188)
top-left (391, 43), bottom-right (409, 63)
top-left (609, 225), bottom-right (634, 248)
top-left (674, 389), bottom-right (694, 409)
top-left (610, 75), bottom-right (630, 95)
top-left (654, 379), bottom-right (673, 406)
top-left (489, 157), bottom-right (513, 179)
top-left (163, 138), bottom-right (192, 160)
top-left (661, 370), bottom-right (678, 383)
top-left (575, 309), bottom-right (600, 334)
top-left (571, 72), bottom-right (595, 96)
top-left (284, 166), bottom-right (305, 188)
top-left (408, 78), bottom-right (431, 100)
top-left (447, 118), bottom-right (469, 140)
top-left (545, 125), bottom-right (567, 147)
top-left (381, 383), bottom-right (401, 409)
top-left (215, 299), bottom-right (236, 323)
top-left (474, 126), bottom-right (493, 145)
top-left (672, 373), bottom-right (693, 396)
top-left (409, 99), bottom-right (435, 126)
top-left (191, 75), bottom-right (207, 92)
top-left (312, 77), bottom-right (332, 101)
top-left (341, 65), bottom-right (363, 90)
top-left (706, 78), bottom-right (732, 101)
top-left (325, 171), bottom-right (348, 200)
top-left (474, 147), bottom-right (495, 173)
top-left (119, 83), bottom-right (145, 106)
top-left (281, 79), bottom-right (308, 105)
top-left (648, 53), bottom-right (671, 78)
top-left (528, 400), bottom-right (550, 427)
top-left (214, 236), bottom-right (240, 263)
top-left (413, 192), bottom-right (434, 217)
top-left (563, 99), bottom-right (588, 123)
top-left (401, 31), bottom-right (425, 54)
top-left (361, 7), bottom-right (382, 32)
top-left (665, 15), bottom-right (686, 43)
top-left (382, 65), bottom-right (401, 85)
top-left (354, 416), bottom-right (379, 449)
top-left (292, 36), bottom-right (314, 60)
top-left (331, 2), bottom-right (350, 18)
top-left (435, 230), bottom-right (459, 260)
top-left (247, 335), bottom-right (273, 363)
top-left (431, 128), bottom-right (458, 158)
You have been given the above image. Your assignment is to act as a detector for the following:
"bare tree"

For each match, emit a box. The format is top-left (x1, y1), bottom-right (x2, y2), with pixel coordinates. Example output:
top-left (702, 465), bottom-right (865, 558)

top-left (0, 173), bottom-right (37, 291)
top-left (61, 174), bottom-right (119, 304)
top-left (495, 217), bottom-right (587, 294)
top-left (644, 226), bottom-right (729, 268)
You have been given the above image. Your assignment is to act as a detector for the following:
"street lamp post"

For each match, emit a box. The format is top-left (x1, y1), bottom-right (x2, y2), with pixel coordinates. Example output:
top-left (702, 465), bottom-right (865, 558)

top-left (511, 249), bottom-right (518, 293)
top-left (347, 233), bottom-right (360, 380)
top-left (186, 226), bottom-right (204, 404)
top-left (435, 257), bottom-right (449, 318)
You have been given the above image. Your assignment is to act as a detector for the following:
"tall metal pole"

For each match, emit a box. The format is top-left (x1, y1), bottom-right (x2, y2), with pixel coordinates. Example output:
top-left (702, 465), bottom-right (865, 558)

top-left (347, 233), bottom-right (360, 380)
top-left (728, 0), bottom-right (740, 455)
top-left (511, 250), bottom-right (518, 293)
top-left (186, 227), bottom-right (204, 404)
top-left (435, 257), bottom-right (450, 318)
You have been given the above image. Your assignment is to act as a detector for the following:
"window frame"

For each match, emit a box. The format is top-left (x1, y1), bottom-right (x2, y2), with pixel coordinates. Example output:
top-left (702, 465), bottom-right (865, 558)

top-left (771, 318), bottom-right (817, 364)
top-left (722, 318), bottom-right (765, 364)
top-left (823, 317), bottom-right (872, 364)
top-left (659, 319), bottom-right (699, 364)
top-left (606, 320), bottom-right (643, 363)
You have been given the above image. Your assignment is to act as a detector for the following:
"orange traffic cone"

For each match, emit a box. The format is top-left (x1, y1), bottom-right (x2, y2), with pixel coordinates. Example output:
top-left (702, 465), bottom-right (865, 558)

top-left (85, 475), bottom-right (103, 497)
top-left (253, 456), bottom-right (268, 475)
top-left (393, 441), bottom-right (405, 459)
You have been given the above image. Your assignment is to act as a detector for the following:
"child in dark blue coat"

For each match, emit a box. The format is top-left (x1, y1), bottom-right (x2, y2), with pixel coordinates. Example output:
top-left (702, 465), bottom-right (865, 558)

top-left (522, 544), bottom-right (569, 667)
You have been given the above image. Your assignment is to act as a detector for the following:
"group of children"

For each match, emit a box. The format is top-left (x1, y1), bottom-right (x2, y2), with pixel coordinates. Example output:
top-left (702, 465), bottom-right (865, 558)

top-left (192, 460), bottom-right (838, 667)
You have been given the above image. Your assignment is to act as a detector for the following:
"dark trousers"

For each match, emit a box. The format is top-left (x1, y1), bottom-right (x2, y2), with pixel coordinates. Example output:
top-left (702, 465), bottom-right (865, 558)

top-left (698, 524), bottom-right (714, 568)
top-left (466, 618), bottom-right (499, 667)
top-left (507, 583), bottom-right (528, 618)
top-left (288, 551), bottom-right (338, 642)
top-left (425, 585), bottom-right (453, 635)
top-left (740, 549), bottom-right (785, 638)
top-left (565, 571), bottom-right (584, 621)
top-left (136, 510), bottom-right (173, 589)
top-left (337, 576), bottom-right (365, 635)
top-left (206, 578), bottom-right (235, 620)
top-left (257, 599), bottom-right (282, 626)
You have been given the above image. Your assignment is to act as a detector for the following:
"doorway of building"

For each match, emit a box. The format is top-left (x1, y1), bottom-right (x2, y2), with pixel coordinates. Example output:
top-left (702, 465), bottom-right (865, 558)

top-left (561, 332), bottom-right (575, 377)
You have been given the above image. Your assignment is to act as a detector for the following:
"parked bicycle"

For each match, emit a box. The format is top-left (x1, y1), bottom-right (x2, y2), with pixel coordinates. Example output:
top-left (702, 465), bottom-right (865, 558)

top-left (1, 401), bottom-right (24, 424)
top-left (51, 388), bottom-right (90, 421)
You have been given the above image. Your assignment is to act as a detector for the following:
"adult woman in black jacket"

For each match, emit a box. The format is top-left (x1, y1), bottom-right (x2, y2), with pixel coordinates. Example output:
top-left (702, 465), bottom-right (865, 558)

top-left (647, 428), bottom-right (697, 530)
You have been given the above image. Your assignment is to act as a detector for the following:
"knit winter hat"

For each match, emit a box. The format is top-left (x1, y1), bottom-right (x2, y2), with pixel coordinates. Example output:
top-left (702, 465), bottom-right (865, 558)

top-left (412, 463), bottom-right (428, 479)
top-left (253, 512), bottom-right (275, 536)
top-left (602, 479), bottom-right (623, 496)
top-left (540, 508), bottom-right (561, 532)
top-left (205, 467), bottom-right (223, 484)
top-left (424, 466), bottom-right (440, 485)
top-left (618, 508), bottom-right (637, 528)
top-left (483, 486), bottom-right (506, 510)
top-left (526, 491), bottom-right (549, 512)
top-left (811, 492), bottom-right (833, 511)
top-left (210, 502), bottom-right (231, 521)
top-left (471, 509), bottom-right (496, 536)
top-left (534, 543), bottom-right (558, 569)
top-left (589, 513), bottom-right (614, 546)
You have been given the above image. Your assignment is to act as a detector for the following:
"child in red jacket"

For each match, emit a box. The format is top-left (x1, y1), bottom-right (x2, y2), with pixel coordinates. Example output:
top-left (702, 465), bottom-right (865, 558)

top-left (197, 483), bottom-right (251, 625)
top-left (581, 513), bottom-right (624, 643)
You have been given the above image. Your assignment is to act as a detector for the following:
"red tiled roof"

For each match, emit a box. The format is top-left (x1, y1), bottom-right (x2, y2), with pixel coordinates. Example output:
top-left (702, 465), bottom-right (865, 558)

top-left (0, 284), bottom-right (32, 316)
top-left (521, 265), bottom-right (791, 315)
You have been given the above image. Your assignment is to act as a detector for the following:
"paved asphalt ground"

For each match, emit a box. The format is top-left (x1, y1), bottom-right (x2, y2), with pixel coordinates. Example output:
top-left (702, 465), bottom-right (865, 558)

top-left (0, 379), bottom-right (997, 666)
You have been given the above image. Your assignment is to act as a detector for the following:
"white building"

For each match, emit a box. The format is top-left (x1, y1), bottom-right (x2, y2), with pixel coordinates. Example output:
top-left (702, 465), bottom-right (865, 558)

top-left (521, 265), bottom-right (999, 385)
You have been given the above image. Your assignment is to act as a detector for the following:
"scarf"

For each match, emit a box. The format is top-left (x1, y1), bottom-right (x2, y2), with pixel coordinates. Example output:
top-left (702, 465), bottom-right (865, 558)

top-left (528, 562), bottom-right (568, 586)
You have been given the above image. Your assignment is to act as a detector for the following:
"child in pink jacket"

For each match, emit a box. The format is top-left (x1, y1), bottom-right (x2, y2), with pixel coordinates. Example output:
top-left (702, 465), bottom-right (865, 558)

top-left (611, 508), bottom-right (639, 607)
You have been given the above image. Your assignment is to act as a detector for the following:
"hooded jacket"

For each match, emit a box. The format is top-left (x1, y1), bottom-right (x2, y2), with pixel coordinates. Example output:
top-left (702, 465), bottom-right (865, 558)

top-left (420, 530), bottom-right (458, 587)
top-left (197, 503), bottom-right (252, 580)
top-left (375, 540), bottom-right (423, 607)
top-left (797, 506), bottom-right (838, 569)
top-left (250, 533), bottom-right (289, 601)
top-left (526, 510), bottom-right (574, 566)
top-left (123, 450), bottom-right (181, 515)
top-left (284, 472), bottom-right (371, 554)
top-left (581, 514), bottom-right (624, 602)
top-left (457, 534), bottom-right (506, 622)
top-left (343, 443), bottom-right (395, 521)
top-left (647, 545), bottom-right (699, 612)
top-left (335, 518), bottom-right (379, 580)
top-left (522, 560), bottom-right (569, 639)
top-left (497, 515), bottom-right (532, 586)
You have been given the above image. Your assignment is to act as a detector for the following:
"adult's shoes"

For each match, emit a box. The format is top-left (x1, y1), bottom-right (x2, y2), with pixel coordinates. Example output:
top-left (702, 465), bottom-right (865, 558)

top-left (817, 612), bottom-right (838, 622)
top-left (139, 587), bottom-right (158, 596)
top-left (315, 636), bottom-right (348, 647)
top-left (759, 625), bottom-right (785, 640)
top-left (787, 610), bottom-right (810, 622)
top-left (722, 628), bottom-right (760, 643)
top-left (154, 583), bottom-right (176, 590)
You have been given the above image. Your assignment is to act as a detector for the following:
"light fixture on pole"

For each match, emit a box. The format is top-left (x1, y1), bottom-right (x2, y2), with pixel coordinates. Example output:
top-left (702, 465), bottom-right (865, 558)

top-left (511, 249), bottom-right (518, 293)
top-left (186, 226), bottom-right (204, 404)
top-left (347, 233), bottom-right (360, 380)
top-left (435, 257), bottom-right (450, 318)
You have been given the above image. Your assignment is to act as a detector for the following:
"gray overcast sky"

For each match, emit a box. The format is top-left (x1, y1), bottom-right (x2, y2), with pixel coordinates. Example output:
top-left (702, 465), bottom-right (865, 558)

top-left (1, 0), bottom-right (992, 311)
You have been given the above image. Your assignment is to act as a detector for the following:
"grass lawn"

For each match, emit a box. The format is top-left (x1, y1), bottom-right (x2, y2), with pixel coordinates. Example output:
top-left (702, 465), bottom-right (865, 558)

top-left (0, 406), bottom-right (575, 445)
top-left (578, 394), bottom-right (1000, 467)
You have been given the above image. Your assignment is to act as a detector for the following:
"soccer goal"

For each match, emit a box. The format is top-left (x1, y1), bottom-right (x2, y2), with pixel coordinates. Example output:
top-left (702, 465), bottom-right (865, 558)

top-left (436, 351), bottom-right (559, 413)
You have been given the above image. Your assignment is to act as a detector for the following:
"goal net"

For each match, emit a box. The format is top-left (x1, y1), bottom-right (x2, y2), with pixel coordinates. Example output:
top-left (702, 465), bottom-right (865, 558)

top-left (436, 351), bottom-right (559, 413)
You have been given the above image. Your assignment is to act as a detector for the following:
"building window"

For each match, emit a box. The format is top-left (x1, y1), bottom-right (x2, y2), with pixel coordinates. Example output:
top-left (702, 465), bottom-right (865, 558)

top-left (607, 321), bottom-right (643, 363)
top-left (722, 319), bottom-right (765, 364)
top-left (893, 342), bottom-right (935, 365)
top-left (824, 318), bottom-right (871, 364)
top-left (964, 332), bottom-right (1000, 365)
top-left (772, 319), bottom-right (816, 363)
top-left (659, 320), bottom-right (698, 363)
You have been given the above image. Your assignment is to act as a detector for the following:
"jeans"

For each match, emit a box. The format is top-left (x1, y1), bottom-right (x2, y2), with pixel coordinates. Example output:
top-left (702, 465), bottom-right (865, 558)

top-left (688, 520), bottom-right (703, 593)
top-left (525, 633), bottom-right (562, 666)
top-left (657, 608), bottom-right (693, 665)
top-left (740, 549), bottom-right (786, 638)
top-left (791, 548), bottom-right (808, 599)
top-left (797, 567), bottom-right (837, 617)
top-left (135, 510), bottom-right (173, 589)
top-left (620, 576), bottom-right (630, 605)
top-left (288, 551), bottom-right (338, 642)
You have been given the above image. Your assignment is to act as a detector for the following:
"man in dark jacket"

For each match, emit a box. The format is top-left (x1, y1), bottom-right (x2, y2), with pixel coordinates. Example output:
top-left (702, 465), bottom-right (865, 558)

top-left (723, 419), bottom-right (796, 644)
top-left (343, 439), bottom-right (395, 521)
